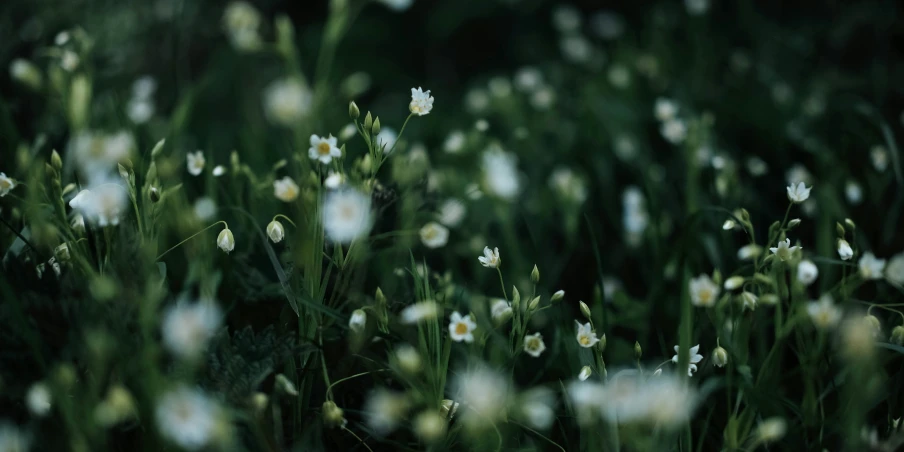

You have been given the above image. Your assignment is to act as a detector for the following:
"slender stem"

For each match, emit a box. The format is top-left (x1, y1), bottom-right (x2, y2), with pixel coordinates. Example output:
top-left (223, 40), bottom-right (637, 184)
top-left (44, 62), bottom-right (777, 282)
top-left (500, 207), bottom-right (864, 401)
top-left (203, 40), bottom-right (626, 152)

top-left (384, 113), bottom-right (414, 156)
top-left (155, 221), bottom-right (227, 260)
top-left (497, 267), bottom-right (508, 300)
top-left (319, 329), bottom-right (332, 399)
top-left (326, 369), bottom-right (388, 400)
top-left (273, 214), bottom-right (297, 228)
top-left (341, 425), bottom-right (374, 452)
top-left (0, 216), bottom-right (39, 257)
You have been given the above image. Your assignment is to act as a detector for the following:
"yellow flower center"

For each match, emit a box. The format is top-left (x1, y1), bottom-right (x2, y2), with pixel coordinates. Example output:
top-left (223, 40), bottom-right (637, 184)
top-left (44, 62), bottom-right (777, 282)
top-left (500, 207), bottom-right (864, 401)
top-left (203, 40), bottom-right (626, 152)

top-left (579, 335), bottom-right (590, 346)
top-left (698, 288), bottom-right (712, 304)
top-left (0, 179), bottom-right (10, 189)
top-left (317, 142), bottom-right (332, 156)
top-left (454, 322), bottom-right (468, 335)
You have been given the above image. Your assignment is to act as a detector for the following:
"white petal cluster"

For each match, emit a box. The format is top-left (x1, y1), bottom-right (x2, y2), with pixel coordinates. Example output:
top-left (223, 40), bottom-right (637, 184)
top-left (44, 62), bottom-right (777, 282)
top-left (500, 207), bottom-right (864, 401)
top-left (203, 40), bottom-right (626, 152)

top-left (322, 189), bottom-right (372, 244)
top-left (156, 386), bottom-right (222, 450)
top-left (161, 300), bottom-right (223, 359)
top-left (409, 87), bottom-right (434, 116)
top-left (671, 344), bottom-right (704, 376)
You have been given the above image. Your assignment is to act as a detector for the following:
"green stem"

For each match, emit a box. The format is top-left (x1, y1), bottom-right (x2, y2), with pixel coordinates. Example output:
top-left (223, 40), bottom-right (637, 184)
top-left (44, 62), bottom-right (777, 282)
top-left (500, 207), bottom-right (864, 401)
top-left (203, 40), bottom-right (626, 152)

top-left (273, 214), bottom-right (297, 228)
top-left (497, 267), bottom-right (508, 300)
top-left (155, 221), bottom-right (227, 260)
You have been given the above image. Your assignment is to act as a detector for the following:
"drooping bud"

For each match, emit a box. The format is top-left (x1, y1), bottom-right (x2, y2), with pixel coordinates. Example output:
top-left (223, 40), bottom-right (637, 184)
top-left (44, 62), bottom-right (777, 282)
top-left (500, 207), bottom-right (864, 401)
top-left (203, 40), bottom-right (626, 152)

top-left (149, 186), bottom-right (161, 203)
top-left (891, 325), bottom-right (904, 345)
top-left (266, 220), bottom-right (285, 243)
top-left (275, 374), bottom-right (298, 397)
top-left (788, 218), bottom-right (801, 228)
top-left (578, 366), bottom-right (592, 381)
top-left (217, 226), bottom-right (235, 253)
top-left (712, 346), bottom-right (728, 367)
top-left (322, 401), bottom-right (346, 428)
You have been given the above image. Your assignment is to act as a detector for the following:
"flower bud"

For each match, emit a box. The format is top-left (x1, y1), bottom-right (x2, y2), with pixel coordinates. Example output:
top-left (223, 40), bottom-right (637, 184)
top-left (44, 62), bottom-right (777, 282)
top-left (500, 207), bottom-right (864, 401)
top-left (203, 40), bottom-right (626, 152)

top-left (51, 150), bottom-right (63, 171)
top-left (788, 218), bottom-right (801, 228)
top-left (578, 366), bottom-right (592, 381)
top-left (844, 218), bottom-right (856, 231)
top-left (150, 138), bottom-right (166, 159)
top-left (217, 227), bottom-right (235, 253)
top-left (275, 374), bottom-right (298, 396)
top-left (759, 294), bottom-right (779, 306)
top-left (891, 325), bottom-right (904, 346)
top-left (836, 222), bottom-right (846, 238)
top-left (349, 101), bottom-right (360, 119)
top-left (322, 401), bottom-right (346, 428)
top-left (371, 116), bottom-right (381, 135)
top-left (45, 162), bottom-right (56, 180)
top-left (149, 186), bottom-right (161, 203)
top-left (724, 276), bottom-right (745, 291)
top-left (527, 296), bottom-right (540, 311)
top-left (722, 219), bottom-right (736, 230)
top-left (579, 300), bottom-right (591, 320)
top-left (349, 309), bottom-right (366, 333)
top-left (375, 287), bottom-right (386, 306)
top-left (863, 314), bottom-right (881, 335)
top-left (251, 392), bottom-right (268, 414)
top-left (512, 286), bottom-right (521, 310)
top-left (550, 290), bottom-right (565, 303)
top-left (530, 264), bottom-right (540, 283)
top-left (62, 183), bottom-right (77, 197)
top-left (837, 238), bottom-right (853, 261)
top-left (598, 333), bottom-right (607, 353)
top-left (755, 417), bottom-right (787, 443)
top-left (712, 346), bottom-right (728, 367)
top-left (393, 344), bottom-right (421, 375)
top-left (266, 220), bottom-right (285, 243)
top-left (363, 111), bottom-right (373, 130)
top-left (413, 410), bottom-right (447, 443)
top-left (633, 341), bottom-right (642, 360)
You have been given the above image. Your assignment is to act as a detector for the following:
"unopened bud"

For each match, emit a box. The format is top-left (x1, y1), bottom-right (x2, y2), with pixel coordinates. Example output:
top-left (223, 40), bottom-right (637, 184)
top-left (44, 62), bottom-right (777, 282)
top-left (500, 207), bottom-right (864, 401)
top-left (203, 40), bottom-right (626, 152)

top-left (634, 341), bottom-right (642, 360)
top-left (578, 366), bottom-right (592, 381)
top-left (712, 346), bottom-right (728, 367)
top-left (512, 286), bottom-right (521, 310)
top-left (598, 334), bottom-right (607, 353)
top-left (149, 186), bottom-right (161, 203)
top-left (836, 222), bottom-right (846, 238)
top-left (150, 138), bottom-right (166, 159)
top-left (275, 374), bottom-right (298, 397)
top-left (724, 276), bottom-right (745, 291)
top-left (579, 300), bottom-right (591, 320)
top-left (349, 101), bottom-right (360, 119)
top-left (322, 401), bottom-right (346, 428)
top-left (550, 290), bottom-right (564, 303)
top-left (530, 265), bottom-right (539, 283)
top-left (363, 111), bottom-right (373, 130)
top-left (844, 218), bottom-right (856, 231)
top-left (375, 287), bottom-right (386, 305)
top-left (62, 183), bottom-right (77, 197)
top-left (528, 295), bottom-right (540, 311)
top-left (45, 162), bottom-right (56, 180)
top-left (891, 325), bottom-right (904, 346)
top-left (788, 218), bottom-right (801, 228)
top-left (372, 116), bottom-right (381, 135)
top-left (251, 392), bottom-right (268, 413)
top-left (863, 315), bottom-right (881, 334)
top-left (51, 150), bottom-right (63, 170)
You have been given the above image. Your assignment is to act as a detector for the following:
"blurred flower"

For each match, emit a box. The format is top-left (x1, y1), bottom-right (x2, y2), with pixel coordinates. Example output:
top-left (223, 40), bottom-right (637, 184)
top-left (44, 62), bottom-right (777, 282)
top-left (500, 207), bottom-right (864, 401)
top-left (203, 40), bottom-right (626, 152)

top-left (712, 346), bottom-right (728, 367)
top-left (552, 5), bottom-right (581, 33)
top-left (26, 382), bottom-right (51, 417)
top-left (560, 35), bottom-right (593, 64)
top-left (845, 180), bottom-right (863, 205)
top-left (859, 252), bottom-right (886, 280)
top-left (465, 89), bottom-right (490, 113)
top-left (597, 371), bottom-right (699, 427)
top-left (0, 422), bottom-right (30, 451)
top-left (478, 246), bottom-right (501, 268)
top-left (454, 366), bottom-right (509, 429)
top-left (186, 151), bottom-right (205, 176)
top-left (514, 66), bottom-right (543, 92)
top-left (324, 171), bottom-right (345, 189)
top-left (518, 387), bottom-right (556, 430)
top-left (193, 197), bottom-right (217, 221)
top-left (264, 78), bottom-right (312, 127)
top-left (755, 417), bottom-right (787, 443)
top-left (132, 76), bottom-right (157, 99)
top-left (127, 99), bottom-right (154, 124)
top-left (349, 309), bottom-right (366, 333)
top-left (746, 157), bottom-right (768, 176)
top-left (409, 87), bottom-right (434, 116)
top-left (223, 1), bottom-right (262, 51)
top-left (68, 179), bottom-right (129, 227)
top-left (308, 134), bottom-right (341, 164)
top-left (322, 189), bottom-right (372, 244)
top-left (689, 274), bottom-right (719, 307)
top-left (871, 145), bottom-right (888, 172)
top-left (266, 220), bottom-right (285, 243)
top-left (321, 401), bottom-right (346, 428)
top-left (885, 253), bottom-right (904, 285)
top-left (376, 127), bottom-right (398, 153)
top-left (490, 299), bottom-right (513, 324)
top-left (654, 98), bottom-right (678, 121)
top-left (807, 295), bottom-right (841, 330)
top-left (740, 291), bottom-right (758, 310)
top-left (685, 0), bottom-right (710, 15)
top-left (837, 239), bottom-right (853, 261)
top-left (400, 301), bottom-right (440, 324)
top-left (448, 312), bottom-right (476, 343)
top-left (443, 130), bottom-right (466, 154)
top-left (578, 366), bottom-right (592, 381)
top-left (769, 238), bottom-right (800, 262)
top-left (797, 260), bottom-right (819, 286)
top-left (671, 344), bottom-right (703, 376)
top-left (607, 64), bottom-right (631, 89)
top-left (590, 11), bottom-right (625, 40)
top-left (162, 300), bottom-right (222, 359)
top-left (212, 165), bottom-right (226, 177)
top-left (94, 386), bottom-right (136, 427)
top-left (156, 386), bottom-right (222, 450)
top-left (60, 50), bottom-right (79, 71)
top-left (549, 167), bottom-right (588, 203)
top-left (364, 389), bottom-right (409, 435)
top-left (273, 176), bottom-right (300, 202)
top-left (786, 182), bottom-right (812, 203)
top-left (487, 76), bottom-right (512, 98)
top-left (575, 321), bottom-right (599, 348)
top-left (523, 332), bottom-right (546, 357)
top-left (613, 134), bottom-right (637, 161)
top-left (0, 172), bottom-right (16, 197)
top-left (71, 131), bottom-right (135, 175)
top-left (622, 186), bottom-right (649, 247)
top-left (660, 118), bottom-right (687, 144)
top-left (437, 199), bottom-right (466, 227)
top-left (412, 410), bottom-right (446, 443)
top-left (530, 87), bottom-right (556, 110)
top-left (9, 59), bottom-right (42, 90)
top-left (737, 244), bottom-right (762, 261)
top-left (419, 222), bottom-right (449, 249)
top-left (392, 344), bottom-right (421, 374)
top-left (376, 0), bottom-right (413, 11)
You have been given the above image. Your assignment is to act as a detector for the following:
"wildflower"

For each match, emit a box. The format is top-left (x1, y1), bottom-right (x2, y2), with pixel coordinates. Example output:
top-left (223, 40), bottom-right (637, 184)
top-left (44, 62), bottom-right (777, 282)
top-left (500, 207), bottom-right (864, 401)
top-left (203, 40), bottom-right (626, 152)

top-left (184, 151), bottom-right (205, 176)
top-left (689, 274), bottom-right (720, 307)
top-left (575, 321), bottom-right (600, 348)
top-left (514, 66), bottom-right (543, 92)
top-left (26, 382), bottom-right (52, 417)
top-left (523, 332), bottom-right (546, 357)
top-left (273, 176), bottom-right (299, 202)
top-left (71, 214), bottom-right (86, 234)
top-left (409, 87), bottom-right (434, 116)
top-left (419, 222), bottom-right (450, 249)
top-left (321, 401), bottom-right (347, 428)
top-left (786, 181), bottom-right (812, 203)
top-left (560, 35), bottom-right (593, 64)
top-left (746, 156), bottom-right (768, 176)
top-left (266, 220), bottom-right (285, 243)
top-left (161, 301), bottom-right (223, 359)
top-left (443, 130), bottom-right (466, 154)
top-left (448, 312), bottom-right (476, 343)
top-left (549, 167), bottom-right (588, 203)
top-left (349, 309), bottom-right (366, 333)
top-left (551, 290), bottom-right (565, 303)
top-left (68, 179), bottom-right (129, 227)
top-left (308, 134), bottom-right (341, 164)
top-left (399, 301), bottom-right (440, 324)
top-left (858, 252), bottom-right (886, 280)
top-left (223, 1), bottom-right (262, 51)
top-left (217, 227), bottom-right (235, 253)
top-left (156, 386), bottom-right (222, 450)
top-left (737, 244), bottom-right (762, 260)
top-left (0, 172), bottom-right (16, 197)
top-left (324, 171), bottom-right (345, 189)
top-left (412, 410), bottom-right (446, 443)
top-left (322, 189), bottom-right (372, 244)
top-left (132, 76), bottom-right (157, 99)
top-left (481, 147), bottom-right (521, 200)
top-left (740, 291), bottom-right (758, 310)
top-left (10, 59), bottom-right (42, 90)
top-left (845, 181), bottom-right (863, 204)
top-left (755, 417), bottom-right (787, 443)
top-left (891, 325), bottom-right (904, 345)
top-left (578, 366), bottom-right (592, 381)
top-left (478, 246), bottom-right (501, 268)
top-left (518, 388), bottom-right (556, 430)
top-left (263, 78), bottom-right (312, 127)
top-left (885, 253), bottom-right (904, 285)
top-left (597, 371), bottom-right (699, 428)
top-left (364, 389), bottom-right (409, 435)
top-left (392, 344), bottom-right (422, 374)
top-left (672, 344), bottom-right (704, 376)
top-left (807, 295), bottom-right (841, 330)
top-left (712, 346), bottom-right (728, 367)
top-left (797, 260), bottom-right (819, 286)
top-left (454, 366), bottom-right (509, 428)
top-left (437, 199), bottom-right (466, 227)
top-left (660, 118), bottom-right (687, 144)
top-left (275, 374), bottom-right (298, 396)
top-left (837, 239), bottom-right (853, 261)
top-left (212, 165), bottom-right (226, 177)
top-left (654, 98), bottom-right (678, 121)
top-left (769, 238), bottom-right (801, 262)
top-left (490, 299), bottom-right (513, 324)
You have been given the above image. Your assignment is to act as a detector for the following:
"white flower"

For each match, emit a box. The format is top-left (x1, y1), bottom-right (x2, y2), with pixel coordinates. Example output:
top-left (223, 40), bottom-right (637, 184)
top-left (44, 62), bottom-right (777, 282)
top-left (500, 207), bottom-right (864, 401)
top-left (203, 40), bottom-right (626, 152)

top-left (375, 127), bottom-right (398, 153)
top-left (578, 366), bottom-right (592, 381)
top-left (71, 131), bottom-right (135, 175)
top-left (871, 145), bottom-right (888, 172)
top-left (786, 182), bottom-right (812, 203)
top-left (409, 87), bottom-right (434, 116)
top-left (689, 274), bottom-right (719, 307)
top-left (518, 388), bottom-right (555, 430)
top-left (654, 98), bottom-right (678, 121)
top-left (393, 344), bottom-right (422, 374)
top-left (10, 58), bottom-right (42, 89)
top-left (845, 181), bottom-right (862, 205)
top-left (132, 76), bottom-right (157, 99)
top-left (308, 134), bottom-right (341, 164)
top-left (755, 417), bottom-right (787, 443)
top-left (590, 11), bottom-right (625, 40)
top-left (660, 118), bottom-right (687, 144)
top-left (567, 381), bottom-right (605, 425)
top-left (322, 189), bottom-right (372, 244)
top-left (454, 366), bottom-right (510, 428)
top-left (187, 151), bottom-right (205, 176)
top-left (575, 321), bottom-right (599, 348)
top-left (60, 50), bottom-right (79, 71)
top-left (523, 332), bottom-right (546, 357)
top-left (671, 344), bottom-right (704, 376)
top-left (212, 165), bottom-right (226, 177)
top-left (596, 371), bottom-right (699, 428)
top-left (530, 87), bottom-right (556, 110)
top-left (156, 386), bottom-right (221, 450)
top-left (223, 1), bottom-right (262, 51)
top-left (412, 411), bottom-right (446, 443)
top-left (515, 66), bottom-right (543, 92)
top-left (0, 422), bottom-right (30, 451)
top-left (712, 347), bottom-right (728, 368)
top-left (807, 295), bottom-right (841, 330)
top-left (549, 167), bottom-right (588, 203)
top-left (837, 239), bottom-right (853, 261)
top-left (263, 78), bottom-right (312, 127)
top-left (266, 220), bottom-right (285, 243)
top-left (419, 222), bottom-right (450, 249)
top-left (324, 171), bottom-right (345, 189)
top-left (769, 238), bottom-right (801, 262)
top-left (68, 178), bottom-right (129, 227)
top-left (71, 214), bottom-right (86, 234)
top-left (217, 227), bottom-right (235, 253)
top-left (490, 299), bottom-right (513, 324)
top-left (740, 291), bottom-right (758, 311)
top-left (364, 389), bottom-right (409, 435)
top-left (797, 260), bottom-right (819, 286)
top-left (448, 312), bottom-right (476, 343)
top-left (746, 157), bottom-right (769, 176)
top-left (0, 172), bottom-right (16, 197)
top-left (725, 278), bottom-right (745, 293)
top-left (482, 147), bottom-right (521, 200)
top-left (127, 99), bottom-right (154, 124)
top-left (399, 300), bottom-right (440, 324)
top-left (560, 35), bottom-right (593, 64)
top-left (349, 309), bottom-right (367, 333)
top-left (26, 382), bottom-right (52, 417)
top-left (437, 199), bottom-right (466, 227)
top-left (859, 252), bottom-right (886, 280)
top-left (443, 130), bottom-right (466, 154)
top-left (552, 5), bottom-right (581, 32)
top-left (162, 301), bottom-right (222, 359)
top-left (478, 246), bottom-right (501, 268)
top-left (737, 244), bottom-right (762, 261)
top-left (193, 197), bottom-right (217, 221)
top-left (885, 253), bottom-right (904, 285)
top-left (273, 176), bottom-right (300, 202)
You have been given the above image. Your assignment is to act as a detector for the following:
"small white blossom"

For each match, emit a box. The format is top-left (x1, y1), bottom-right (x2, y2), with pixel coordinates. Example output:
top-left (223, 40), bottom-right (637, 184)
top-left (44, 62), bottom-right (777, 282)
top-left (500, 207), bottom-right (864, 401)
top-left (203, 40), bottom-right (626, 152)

top-left (514, 66), bottom-right (543, 92)
top-left (490, 299), bottom-right (513, 324)
top-left (448, 312), bottom-right (476, 343)
top-left (575, 321), bottom-right (599, 348)
top-left (161, 301), bottom-right (223, 359)
top-left (755, 417), bottom-right (787, 443)
top-left (807, 295), bottom-right (841, 330)
top-left (409, 87), bottom-right (434, 116)
top-left (549, 167), bottom-right (588, 203)
top-left (419, 222), bottom-right (449, 249)
top-left (68, 179), bottom-right (129, 227)
top-left (0, 172), bottom-right (16, 197)
top-left (595, 371), bottom-right (699, 427)
top-left (740, 291), bottom-right (758, 310)
top-left (671, 344), bottom-right (704, 376)
top-left (273, 176), bottom-right (300, 202)
top-left (797, 260), bottom-right (819, 286)
top-left (212, 165), bottom-right (226, 177)
top-left (443, 130), bottom-right (466, 154)
top-left (578, 366), bottom-right (592, 381)
top-left (322, 189), bottom-right (372, 244)
top-left (786, 182), bottom-right (812, 203)
top-left (193, 197), bottom-right (217, 221)
top-left (349, 309), bottom-right (367, 333)
top-left (871, 145), bottom-right (888, 172)
top-left (156, 386), bottom-right (222, 450)
top-left (769, 238), bottom-right (801, 262)
top-left (837, 239), bottom-right (853, 261)
top-left (859, 252), bottom-right (886, 280)
top-left (689, 274), bottom-right (719, 307)
top-left (518, 388), bottom-right (556, 430)
top-left (454, 366), bottom-right (509, 429)
top-left (324, 171), bottom-right (345, 189)
top-left (437, 199), bottom-right (466, 227)
top-left (266, 220), bottom-right (285, 243)
top-left (712, 347), bottom-right (728, 368)
top-left (26, 382), bottom-right (52, 417)
top-left (845, 181), bottom-right (862, 205)
top-left (737, 244), bottom-right (762, 261)
top-left (523, 332), bottom-right (546, 357)
top-left (308, 134), bottom-right (341, 164)
top-left (263, 78), bottom-right (312, 127)
top-left (223, 1), bottom-right (262, 51)
top-left (364, 389), bottom-right (409, 435)
top-left (478, 246), bottom-right (501, 268)
top-left (400, 301), bottom-right (440, 324)
top-left (127, 99), bottom-right (154, 124)
top-left (660, 118), bottom-right (687, 144)
top-left (186, 151), bottom-right (205, 176)
top-left (482, 147), bottom-right (521, 200)
top-left (654, 98), bottom-right (678, 121)
top-left (217, 227), bottom-right (235, 253)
